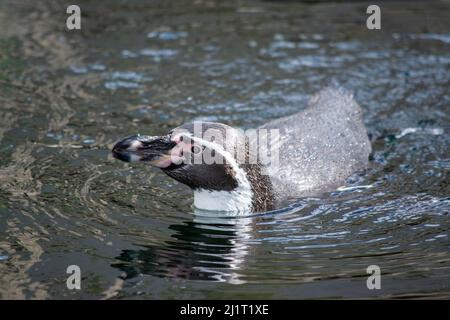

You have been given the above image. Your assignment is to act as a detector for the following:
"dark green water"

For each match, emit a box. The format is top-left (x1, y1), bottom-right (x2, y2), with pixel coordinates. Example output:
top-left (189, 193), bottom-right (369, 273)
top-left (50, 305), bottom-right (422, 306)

top-left (0, 0), bottom-right (449, 299)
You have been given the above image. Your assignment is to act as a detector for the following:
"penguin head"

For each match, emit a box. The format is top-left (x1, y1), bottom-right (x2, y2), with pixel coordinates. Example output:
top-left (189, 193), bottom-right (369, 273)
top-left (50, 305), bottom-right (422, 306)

top-left (112, 122), bottom-right (245, 192)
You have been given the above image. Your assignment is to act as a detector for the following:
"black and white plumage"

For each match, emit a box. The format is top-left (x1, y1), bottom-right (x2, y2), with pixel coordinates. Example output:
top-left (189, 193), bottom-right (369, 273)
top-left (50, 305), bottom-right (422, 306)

top-left (112, 88), bottom-right (371, 213)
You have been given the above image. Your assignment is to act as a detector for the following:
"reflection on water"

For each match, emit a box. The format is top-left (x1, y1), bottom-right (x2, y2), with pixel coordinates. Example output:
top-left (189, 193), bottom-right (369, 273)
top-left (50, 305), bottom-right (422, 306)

top-left (0, 0), bottom-right (450, 299)
top-left (113, 214), bottom-right (253, 284)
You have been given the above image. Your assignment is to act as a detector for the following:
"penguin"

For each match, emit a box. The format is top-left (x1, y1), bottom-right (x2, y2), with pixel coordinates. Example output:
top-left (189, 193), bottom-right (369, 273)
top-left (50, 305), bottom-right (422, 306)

top-left (112, 87), bottom-right (372, 213)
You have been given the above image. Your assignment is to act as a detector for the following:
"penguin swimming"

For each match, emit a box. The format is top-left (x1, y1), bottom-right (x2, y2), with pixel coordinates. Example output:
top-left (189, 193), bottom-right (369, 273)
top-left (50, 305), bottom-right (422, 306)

top-left (112, 87), bottom-right (372, 213)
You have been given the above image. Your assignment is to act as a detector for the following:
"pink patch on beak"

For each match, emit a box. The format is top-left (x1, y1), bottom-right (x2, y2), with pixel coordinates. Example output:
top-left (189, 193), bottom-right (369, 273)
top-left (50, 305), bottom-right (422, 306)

top-left (150, 141), bottom-right (187, 168)
top-left (150, 155), bottom-right (174, 168)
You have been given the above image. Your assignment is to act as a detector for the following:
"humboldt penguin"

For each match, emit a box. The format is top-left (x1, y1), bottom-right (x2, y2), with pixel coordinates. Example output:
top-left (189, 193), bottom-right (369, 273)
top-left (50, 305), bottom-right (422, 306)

top-left (112, 88), bottom-right (371, 213)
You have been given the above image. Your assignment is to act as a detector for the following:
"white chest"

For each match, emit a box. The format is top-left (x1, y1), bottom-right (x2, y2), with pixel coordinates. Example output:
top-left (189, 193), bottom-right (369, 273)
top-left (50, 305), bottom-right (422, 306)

top-left (193, 189), bottom-right (252, 213)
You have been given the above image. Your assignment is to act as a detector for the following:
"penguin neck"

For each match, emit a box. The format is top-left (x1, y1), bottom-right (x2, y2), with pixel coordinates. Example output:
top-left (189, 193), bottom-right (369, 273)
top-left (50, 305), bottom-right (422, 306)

top-left (191, 139), bottom-right (254, 212)
top-left (187, 134), bottom-right (275, 213)
top-left (193, 164), bottom-right (275, 213)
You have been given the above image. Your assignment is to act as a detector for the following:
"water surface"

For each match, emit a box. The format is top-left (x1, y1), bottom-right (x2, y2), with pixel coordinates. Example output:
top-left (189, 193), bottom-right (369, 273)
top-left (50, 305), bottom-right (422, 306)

top-left (0, 0), bottom-right (449, 299)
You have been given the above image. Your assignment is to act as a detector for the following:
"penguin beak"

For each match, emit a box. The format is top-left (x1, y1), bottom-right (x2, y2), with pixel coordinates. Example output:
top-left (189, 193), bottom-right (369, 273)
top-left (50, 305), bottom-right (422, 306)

top-left (112, 135), bottom-right (177, 168)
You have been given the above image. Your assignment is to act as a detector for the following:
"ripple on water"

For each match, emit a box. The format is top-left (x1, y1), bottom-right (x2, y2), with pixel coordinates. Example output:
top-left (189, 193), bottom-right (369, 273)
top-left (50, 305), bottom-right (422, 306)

top-left (1, 0), bottom-right (450, 299)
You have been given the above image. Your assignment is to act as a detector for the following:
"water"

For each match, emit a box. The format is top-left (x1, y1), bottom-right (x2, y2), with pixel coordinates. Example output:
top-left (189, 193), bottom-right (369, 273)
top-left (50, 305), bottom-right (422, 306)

top-left (0, 0), bottom-right (449, 299)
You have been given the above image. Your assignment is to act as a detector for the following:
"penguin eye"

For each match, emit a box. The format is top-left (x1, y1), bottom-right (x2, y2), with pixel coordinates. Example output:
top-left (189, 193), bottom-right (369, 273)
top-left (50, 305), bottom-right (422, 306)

top-left (191, 145), bottom-right (202, 154)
